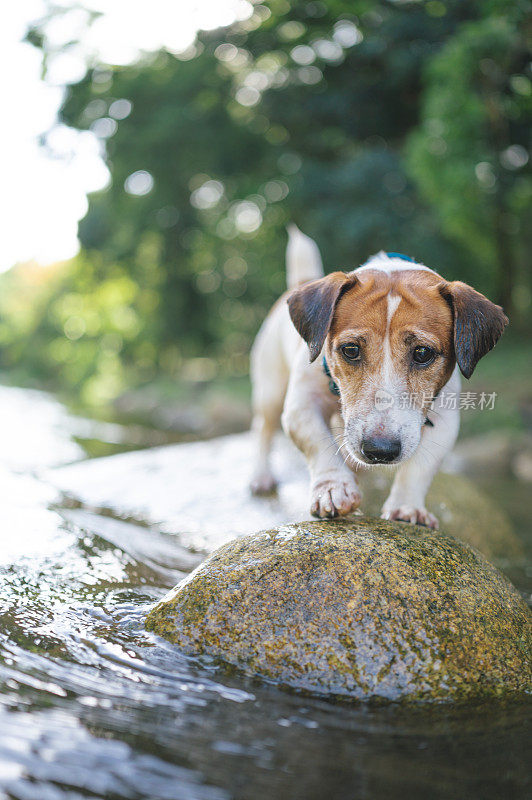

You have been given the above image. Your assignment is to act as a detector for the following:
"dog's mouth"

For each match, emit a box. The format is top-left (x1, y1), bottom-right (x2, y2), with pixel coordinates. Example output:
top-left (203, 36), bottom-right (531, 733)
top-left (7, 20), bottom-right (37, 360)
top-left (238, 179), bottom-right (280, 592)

top-left (357, 454), bottom-right (402, 466)
top-left (353, 453), bottom-right (403, 467)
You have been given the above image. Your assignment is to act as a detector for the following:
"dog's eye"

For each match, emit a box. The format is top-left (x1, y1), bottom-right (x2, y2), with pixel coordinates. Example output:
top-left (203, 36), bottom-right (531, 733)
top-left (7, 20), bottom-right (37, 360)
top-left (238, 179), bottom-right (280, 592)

top-left (341, 343), bottom-right (360, 362)
top-left (412, 345), bottom-right (436, 365)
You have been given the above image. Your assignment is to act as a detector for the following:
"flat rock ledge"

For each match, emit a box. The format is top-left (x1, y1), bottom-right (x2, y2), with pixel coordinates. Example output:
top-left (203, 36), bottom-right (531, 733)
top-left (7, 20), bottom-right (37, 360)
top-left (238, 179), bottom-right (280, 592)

top-left (146, 517), bottom-right (532, 703)
top-left (48, 432), bottom-right (522, 560)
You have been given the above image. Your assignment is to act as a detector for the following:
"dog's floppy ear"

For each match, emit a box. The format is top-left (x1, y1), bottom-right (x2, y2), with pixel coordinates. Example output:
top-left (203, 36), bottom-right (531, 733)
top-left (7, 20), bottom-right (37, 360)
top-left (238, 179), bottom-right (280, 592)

top-left (287, 272), bottom-right (358, 362)
top-left (439, 281), bottom-right (508, 378)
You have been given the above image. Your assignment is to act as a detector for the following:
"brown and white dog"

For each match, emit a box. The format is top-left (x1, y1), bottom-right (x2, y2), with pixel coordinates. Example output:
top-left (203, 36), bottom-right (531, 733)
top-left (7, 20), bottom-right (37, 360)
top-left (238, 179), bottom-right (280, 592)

top-left (250, 225), bottom-right (508, 528)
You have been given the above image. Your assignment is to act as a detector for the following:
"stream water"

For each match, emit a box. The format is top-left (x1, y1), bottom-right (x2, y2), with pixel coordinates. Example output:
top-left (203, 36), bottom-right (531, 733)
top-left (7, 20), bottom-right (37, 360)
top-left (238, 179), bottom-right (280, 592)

top-left (0, 385), bottom-right (530, 800)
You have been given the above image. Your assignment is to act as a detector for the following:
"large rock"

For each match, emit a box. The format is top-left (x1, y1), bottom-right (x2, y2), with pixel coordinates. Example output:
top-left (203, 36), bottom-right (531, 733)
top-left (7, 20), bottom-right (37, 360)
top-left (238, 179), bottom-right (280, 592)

top-left (146, 517), bottom-right (532, 702)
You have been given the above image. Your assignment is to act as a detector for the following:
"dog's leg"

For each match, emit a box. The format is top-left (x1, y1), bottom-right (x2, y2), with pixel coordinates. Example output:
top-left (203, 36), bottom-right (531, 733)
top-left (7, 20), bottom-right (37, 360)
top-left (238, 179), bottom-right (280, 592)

top-left (250, 400), bottom-right (285, 495)
top-left (381, 397), bottom-right (460, 529)
top-left (282, 355), bottom-right (361, 518)
top-left (249, 317), bottom-right (289, 495)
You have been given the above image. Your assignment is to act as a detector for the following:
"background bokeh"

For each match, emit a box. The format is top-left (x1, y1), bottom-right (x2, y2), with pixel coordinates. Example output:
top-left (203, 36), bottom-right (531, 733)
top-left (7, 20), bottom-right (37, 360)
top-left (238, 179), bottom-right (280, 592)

top-left (0, 0), bottom-right (530, 434)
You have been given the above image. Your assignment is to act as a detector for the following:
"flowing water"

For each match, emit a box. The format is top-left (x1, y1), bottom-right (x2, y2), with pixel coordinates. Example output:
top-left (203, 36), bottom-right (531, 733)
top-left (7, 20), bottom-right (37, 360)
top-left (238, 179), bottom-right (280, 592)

top-left (0, 385), bottom-right (530, 800)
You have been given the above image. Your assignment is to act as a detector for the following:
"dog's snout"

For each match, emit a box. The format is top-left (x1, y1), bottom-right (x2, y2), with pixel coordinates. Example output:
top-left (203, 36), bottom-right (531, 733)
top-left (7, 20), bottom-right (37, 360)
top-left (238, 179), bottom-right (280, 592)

top-left (360, 436), bottom-right (401, 464)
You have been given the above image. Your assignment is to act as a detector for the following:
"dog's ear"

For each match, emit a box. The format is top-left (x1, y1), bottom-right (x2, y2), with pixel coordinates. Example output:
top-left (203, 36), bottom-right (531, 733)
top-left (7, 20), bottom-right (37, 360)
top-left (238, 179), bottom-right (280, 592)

top-left (439, 281), bottom-right (508, 378)
top-left (287, 272), bottom-right (358, 362)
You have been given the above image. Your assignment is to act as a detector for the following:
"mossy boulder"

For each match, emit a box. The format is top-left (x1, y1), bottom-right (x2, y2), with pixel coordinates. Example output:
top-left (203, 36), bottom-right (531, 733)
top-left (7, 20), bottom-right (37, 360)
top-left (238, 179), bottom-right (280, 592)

top-left (146, 517), bottom-right (532, 702)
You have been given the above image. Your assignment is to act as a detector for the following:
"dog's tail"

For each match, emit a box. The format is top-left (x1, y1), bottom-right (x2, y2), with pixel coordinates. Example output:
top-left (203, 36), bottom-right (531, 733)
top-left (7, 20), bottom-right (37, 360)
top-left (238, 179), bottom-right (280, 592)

top-left (286, 224), bottom-right (324, 290)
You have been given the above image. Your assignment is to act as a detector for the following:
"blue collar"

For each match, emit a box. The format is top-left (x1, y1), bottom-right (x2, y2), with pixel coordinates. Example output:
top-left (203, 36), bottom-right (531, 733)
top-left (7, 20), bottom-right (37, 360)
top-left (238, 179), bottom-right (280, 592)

top-left (322, 356), bottom-right (340, 396)
top-left (385, 251), bottom-right (415, 262)
top-left (360, 251), bottom-right (416, 267)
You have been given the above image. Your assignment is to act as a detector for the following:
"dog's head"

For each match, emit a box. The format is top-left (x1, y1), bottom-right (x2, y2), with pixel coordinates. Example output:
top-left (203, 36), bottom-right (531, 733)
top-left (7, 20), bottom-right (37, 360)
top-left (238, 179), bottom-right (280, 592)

top-left (288, 266), bottom-right (508, 466)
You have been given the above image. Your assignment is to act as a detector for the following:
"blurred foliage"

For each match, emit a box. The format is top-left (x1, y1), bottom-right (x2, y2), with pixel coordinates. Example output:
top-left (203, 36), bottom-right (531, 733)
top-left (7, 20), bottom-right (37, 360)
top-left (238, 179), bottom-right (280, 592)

top-left (1, 0), bottom-right (531, 407)
top-left (408, 14), bottom-right (532, 312)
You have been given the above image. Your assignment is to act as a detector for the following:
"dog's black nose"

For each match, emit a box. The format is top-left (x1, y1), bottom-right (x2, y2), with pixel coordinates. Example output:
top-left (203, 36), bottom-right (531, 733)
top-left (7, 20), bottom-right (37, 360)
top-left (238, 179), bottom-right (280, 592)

top-left (361, 436), bottom-right (401, 464)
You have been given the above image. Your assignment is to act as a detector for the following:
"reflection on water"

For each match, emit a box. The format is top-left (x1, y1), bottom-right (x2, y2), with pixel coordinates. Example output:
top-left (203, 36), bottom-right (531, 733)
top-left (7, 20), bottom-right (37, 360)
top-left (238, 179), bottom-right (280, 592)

top-left (0, 386), bottom-right (530, 800)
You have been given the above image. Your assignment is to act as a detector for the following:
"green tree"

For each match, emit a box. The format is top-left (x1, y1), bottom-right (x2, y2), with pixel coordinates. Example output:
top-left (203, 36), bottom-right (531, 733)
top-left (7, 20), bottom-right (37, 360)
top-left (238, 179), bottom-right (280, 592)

top-left (407, 14), bottom-right (532, 314)
top-left (5, 0), bottom-right (528, 405)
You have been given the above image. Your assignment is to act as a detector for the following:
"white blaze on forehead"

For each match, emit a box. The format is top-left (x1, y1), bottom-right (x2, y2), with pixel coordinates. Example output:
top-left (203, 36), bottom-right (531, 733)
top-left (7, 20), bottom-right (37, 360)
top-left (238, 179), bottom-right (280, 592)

top-left (381, 292), bottom-right (402, 386)
top-left (386, 293), bottom-right (401, 329)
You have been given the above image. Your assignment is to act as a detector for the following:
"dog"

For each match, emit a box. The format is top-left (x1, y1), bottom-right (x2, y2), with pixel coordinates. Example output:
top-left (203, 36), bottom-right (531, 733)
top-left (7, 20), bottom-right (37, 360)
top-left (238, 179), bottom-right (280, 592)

top-left (250, 225), bottom-right (508, 528)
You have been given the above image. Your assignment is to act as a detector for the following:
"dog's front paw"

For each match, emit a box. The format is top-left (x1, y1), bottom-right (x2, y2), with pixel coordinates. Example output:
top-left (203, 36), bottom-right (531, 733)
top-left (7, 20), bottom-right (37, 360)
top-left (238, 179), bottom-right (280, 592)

top-left (310, 478), bottom-right (361, 519)
top-left (381, 505), bottom-right (439, 529)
